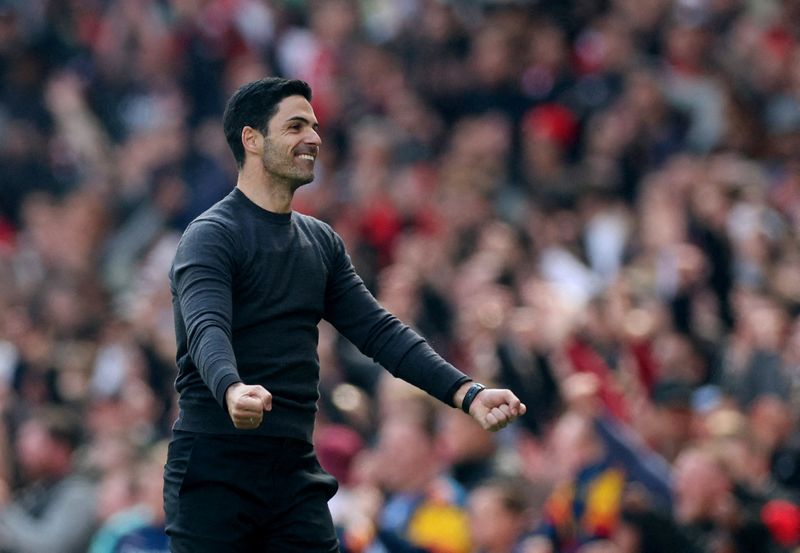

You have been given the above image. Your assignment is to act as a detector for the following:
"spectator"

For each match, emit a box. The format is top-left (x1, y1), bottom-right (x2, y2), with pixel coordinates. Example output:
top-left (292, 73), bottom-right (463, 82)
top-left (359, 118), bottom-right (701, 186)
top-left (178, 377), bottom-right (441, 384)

top-left (0, 408), bottom-right (96, 553)
top-left (468, 478), bottom-right (533, 553)
top-left (373, 393), bottom-right (471, 553)
top-left (89, 442), bottom-right (168, 553)
top-left (672, 444), bottom-right (778, 553)
top-left (2, 1), bottom-right (800, 551)
top-left (530, 412), bottom-right (626, 552)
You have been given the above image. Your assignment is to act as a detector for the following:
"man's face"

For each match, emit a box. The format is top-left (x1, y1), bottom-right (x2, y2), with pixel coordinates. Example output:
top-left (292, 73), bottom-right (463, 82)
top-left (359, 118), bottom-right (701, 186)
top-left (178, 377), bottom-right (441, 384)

top-left (260, 95), bottom-right (321, 189)
top-left (15, 421), bottom-right (55, 479)
top-left (468, 487), bottom-right (521, 550)
top-left (672, 449), bottom-right (728, 523)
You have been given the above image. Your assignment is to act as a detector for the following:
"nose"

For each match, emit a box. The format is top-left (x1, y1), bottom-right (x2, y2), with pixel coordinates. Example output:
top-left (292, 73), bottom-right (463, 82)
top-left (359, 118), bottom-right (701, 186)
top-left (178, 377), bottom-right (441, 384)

top-left (306, 127), bottom-right (322, 147)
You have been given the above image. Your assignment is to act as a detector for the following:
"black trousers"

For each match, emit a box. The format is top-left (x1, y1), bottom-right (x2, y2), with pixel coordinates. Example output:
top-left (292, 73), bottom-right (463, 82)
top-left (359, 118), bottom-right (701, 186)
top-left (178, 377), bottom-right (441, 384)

top-left (164, 431), bottom-right (340, 552)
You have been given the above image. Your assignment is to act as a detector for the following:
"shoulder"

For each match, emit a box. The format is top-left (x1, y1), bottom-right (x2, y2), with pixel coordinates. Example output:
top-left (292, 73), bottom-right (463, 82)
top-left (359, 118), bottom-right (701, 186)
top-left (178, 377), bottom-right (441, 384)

top-left (293, 212), bottom-right (342, 246)
top-left (293, 212), bottom-right (334, 233)
top-left (173, 219), bottom-right (239, 267)
top-left (178, 198), bottom-right (243, 251)
top-left (171, 212), bottom-right (242, 277)
top-left (183, 195), bottom-right (241, 238)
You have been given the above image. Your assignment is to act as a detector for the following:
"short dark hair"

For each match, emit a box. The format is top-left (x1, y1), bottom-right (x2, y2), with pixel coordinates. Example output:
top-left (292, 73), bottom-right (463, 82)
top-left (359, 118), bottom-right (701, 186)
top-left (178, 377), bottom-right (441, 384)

top-left (480, 478), bottom-right (530, 515)
top-left (32, 407), bottom-right (84, 451)
top-left (222, 77), bottom-right (312, 168)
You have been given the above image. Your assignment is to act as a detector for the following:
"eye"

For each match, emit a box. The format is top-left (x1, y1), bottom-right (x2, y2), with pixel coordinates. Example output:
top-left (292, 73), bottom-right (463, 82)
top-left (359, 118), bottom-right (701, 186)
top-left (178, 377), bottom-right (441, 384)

top-left (288, 123), bottom-right (301, 131)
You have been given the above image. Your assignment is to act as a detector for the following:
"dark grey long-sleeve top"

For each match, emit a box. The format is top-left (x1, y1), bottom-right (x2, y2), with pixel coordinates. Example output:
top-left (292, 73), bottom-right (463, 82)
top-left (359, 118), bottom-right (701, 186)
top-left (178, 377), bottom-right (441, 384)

top-left (169, 188), bottom-right (470, 442)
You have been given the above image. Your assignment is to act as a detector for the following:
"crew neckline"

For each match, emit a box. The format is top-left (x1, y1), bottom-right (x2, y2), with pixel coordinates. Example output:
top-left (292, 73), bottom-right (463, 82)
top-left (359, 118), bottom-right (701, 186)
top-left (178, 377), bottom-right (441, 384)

top-left (231, 187), bottom-right (292, 225)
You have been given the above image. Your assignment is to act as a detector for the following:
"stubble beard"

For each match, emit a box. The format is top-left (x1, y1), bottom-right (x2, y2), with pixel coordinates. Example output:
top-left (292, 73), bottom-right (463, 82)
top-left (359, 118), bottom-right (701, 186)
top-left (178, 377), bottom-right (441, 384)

top-left (262, 138), bottom-right (314, 192)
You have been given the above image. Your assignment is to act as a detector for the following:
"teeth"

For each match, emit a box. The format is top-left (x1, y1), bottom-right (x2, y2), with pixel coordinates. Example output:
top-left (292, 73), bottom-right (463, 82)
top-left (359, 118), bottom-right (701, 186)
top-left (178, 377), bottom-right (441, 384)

top-left (298, 154), bottom-right (315, 161)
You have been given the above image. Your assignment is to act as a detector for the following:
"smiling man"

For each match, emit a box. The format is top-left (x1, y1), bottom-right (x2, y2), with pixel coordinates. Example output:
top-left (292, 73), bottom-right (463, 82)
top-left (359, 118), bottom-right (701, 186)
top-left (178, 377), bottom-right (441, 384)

top-left (163, 77), bottom-right (526, 552)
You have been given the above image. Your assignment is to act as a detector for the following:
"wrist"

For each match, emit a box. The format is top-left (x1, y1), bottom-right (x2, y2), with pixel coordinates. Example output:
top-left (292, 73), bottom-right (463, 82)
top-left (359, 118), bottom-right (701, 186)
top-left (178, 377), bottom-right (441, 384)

top-left (224, 381), bottom-right (244, 407)
top-left (460, 383), bottom-right (486, 414)
top-left (453, 382), bottom-right (473, 409)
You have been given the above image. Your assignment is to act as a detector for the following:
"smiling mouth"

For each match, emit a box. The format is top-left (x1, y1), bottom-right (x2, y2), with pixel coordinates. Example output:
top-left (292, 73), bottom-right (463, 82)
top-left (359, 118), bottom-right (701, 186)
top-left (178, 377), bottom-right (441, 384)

top-left (297, 154), bottom-right (316, 161)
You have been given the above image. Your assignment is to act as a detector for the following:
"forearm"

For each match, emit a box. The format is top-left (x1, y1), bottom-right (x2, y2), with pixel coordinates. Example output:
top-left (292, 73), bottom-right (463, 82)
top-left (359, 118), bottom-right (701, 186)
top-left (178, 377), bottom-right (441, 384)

top-left (188, 324), bottom-right (241, 407)
top-left (325, 232), bottom-right (469, 405)
top-left (390, 340), bottom-right (471, 405)
top-left (326, 289), bottom-right (468, 404)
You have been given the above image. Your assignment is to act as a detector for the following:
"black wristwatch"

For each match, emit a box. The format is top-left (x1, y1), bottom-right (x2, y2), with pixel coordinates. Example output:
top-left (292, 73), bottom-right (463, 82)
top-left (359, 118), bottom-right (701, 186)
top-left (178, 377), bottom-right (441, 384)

top-left (461, 383), bottom-right (486, 414)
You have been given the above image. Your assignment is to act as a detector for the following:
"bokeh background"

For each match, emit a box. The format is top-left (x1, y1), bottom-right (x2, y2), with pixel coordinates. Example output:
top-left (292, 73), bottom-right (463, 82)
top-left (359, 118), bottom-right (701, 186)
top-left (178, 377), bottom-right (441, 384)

top-left (2, 0), bottom-right (800, 552)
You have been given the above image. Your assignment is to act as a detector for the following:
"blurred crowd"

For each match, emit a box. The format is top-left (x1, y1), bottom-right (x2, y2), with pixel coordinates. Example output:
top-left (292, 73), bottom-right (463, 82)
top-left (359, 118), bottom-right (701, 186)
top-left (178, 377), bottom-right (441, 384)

top-left (2, 0), bottom-right (800, 551)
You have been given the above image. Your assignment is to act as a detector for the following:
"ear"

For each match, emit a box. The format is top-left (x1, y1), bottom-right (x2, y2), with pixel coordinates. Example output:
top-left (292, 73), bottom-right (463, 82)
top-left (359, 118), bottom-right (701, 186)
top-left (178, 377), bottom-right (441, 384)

top-left (241, 126), bottom-right (263, 158)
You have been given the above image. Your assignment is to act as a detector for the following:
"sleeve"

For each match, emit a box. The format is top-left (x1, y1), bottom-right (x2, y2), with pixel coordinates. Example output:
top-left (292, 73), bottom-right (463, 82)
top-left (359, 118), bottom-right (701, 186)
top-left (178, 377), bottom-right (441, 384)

top-left (322, 230), bottom-right (469, 405)
top-left (172, 220), bottom-right (241, 407)
top-left (0, 479), bottom-right (96, 553)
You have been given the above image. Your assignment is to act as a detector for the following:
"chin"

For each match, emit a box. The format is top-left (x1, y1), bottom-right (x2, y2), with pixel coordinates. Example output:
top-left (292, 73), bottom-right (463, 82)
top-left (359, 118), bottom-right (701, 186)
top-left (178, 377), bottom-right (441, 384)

top-left (290, 175), bottom-right (315, 191)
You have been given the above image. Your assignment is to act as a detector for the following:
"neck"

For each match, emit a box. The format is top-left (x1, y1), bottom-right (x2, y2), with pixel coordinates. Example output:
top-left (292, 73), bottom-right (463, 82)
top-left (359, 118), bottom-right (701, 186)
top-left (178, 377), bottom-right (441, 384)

top-left (236, 166), bottom-right (294, 214)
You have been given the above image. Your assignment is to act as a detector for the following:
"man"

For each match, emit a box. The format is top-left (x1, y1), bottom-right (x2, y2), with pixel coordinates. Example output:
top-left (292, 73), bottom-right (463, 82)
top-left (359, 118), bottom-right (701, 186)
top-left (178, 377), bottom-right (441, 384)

top-left (672, 445), bottom-right (777, 553)
top-left (0, 408), bottom-right (97, 553)
top-left (526, 411), bottom-right (626, 553)
top-left (373, 396), bottom-right (471, 553)
top-left (468, 478), bottom-right (532, 553)
top-left (163, 77), bottom-right (526, 552)
top-left (90, 442), bottom-right (169, 553)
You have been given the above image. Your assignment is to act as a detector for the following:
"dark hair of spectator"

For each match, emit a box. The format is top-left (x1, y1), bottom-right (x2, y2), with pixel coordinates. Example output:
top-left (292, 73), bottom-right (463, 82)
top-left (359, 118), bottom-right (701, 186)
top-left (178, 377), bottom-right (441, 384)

top-left (222, 77), bottom-right (313, 168)
top-left (32, 407), bottom-right (85, 451)
top-left (481, 478), bottom-right (530, 515)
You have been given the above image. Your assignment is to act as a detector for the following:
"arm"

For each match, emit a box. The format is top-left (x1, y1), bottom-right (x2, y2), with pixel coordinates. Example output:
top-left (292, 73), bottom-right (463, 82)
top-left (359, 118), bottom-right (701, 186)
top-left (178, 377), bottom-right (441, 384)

top-left (172, 221), bottom-right (270, 428)
top-left (172, 220), bottom-right (240, 405)
top-left (323, 232), bottom-right (525, 429)
top-left (322, 232), bottom-right (468, 405)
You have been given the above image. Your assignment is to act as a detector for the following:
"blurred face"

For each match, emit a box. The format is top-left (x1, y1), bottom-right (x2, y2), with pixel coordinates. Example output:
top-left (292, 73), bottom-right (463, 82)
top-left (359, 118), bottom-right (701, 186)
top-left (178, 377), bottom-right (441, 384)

top-left (672, 449), bottom-right (729, 523)
top-left (548, 414), bottom-right (597, 481)
top-left (137, 457), bottom-right (167, 511)
top-left (438, 408), bottom-right (494, 464)
top-left (375, 419), bottom-right (433, 492)
top-left (654, 406), bottom-right (694, 456)
top-left (15, 421), bottom-right (57, 479)
top-left (749, 396), bottom-right (792, 455)
top-left (96, 469), bottom-right (136, 522)
top-left (260, 95), bottom-right (321, 189)
top-left (469, 487), bottom-right (522, 551)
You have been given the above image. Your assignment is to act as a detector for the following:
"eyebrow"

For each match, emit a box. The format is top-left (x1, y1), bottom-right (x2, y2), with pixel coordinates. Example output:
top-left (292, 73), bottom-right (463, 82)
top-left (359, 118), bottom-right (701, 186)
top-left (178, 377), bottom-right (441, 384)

top-left (286, 116), bottom-right (320, 132)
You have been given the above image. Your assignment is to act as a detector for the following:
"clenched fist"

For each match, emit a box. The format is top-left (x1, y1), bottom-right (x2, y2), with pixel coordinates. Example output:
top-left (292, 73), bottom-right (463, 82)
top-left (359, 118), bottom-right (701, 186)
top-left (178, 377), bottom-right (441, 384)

top-left (454, 383), bottom-right (526, 432)
top-left (225, 382), bottom-right (272, 429)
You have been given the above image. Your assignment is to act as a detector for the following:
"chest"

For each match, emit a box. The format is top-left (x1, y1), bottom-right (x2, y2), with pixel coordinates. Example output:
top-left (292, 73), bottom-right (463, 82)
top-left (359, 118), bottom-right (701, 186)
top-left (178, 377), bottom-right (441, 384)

top-left (234, 231), bottom-right (329, 310)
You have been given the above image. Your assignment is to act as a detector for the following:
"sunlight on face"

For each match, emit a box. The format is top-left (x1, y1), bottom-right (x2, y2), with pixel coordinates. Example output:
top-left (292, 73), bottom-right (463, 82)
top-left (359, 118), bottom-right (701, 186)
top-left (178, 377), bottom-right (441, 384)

top-left (262, 95), bottom-right (321, 189)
